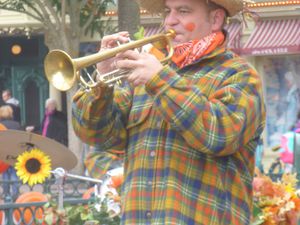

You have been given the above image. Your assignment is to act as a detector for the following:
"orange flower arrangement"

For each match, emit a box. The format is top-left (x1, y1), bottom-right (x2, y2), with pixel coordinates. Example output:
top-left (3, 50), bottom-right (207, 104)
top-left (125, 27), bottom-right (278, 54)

top-left (252, 169), bottom-right (300, 225)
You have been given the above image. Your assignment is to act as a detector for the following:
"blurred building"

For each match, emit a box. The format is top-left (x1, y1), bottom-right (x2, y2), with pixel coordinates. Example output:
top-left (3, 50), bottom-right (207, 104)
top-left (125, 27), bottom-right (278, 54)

top-left (244, 1), bottom-right (300, 147)
top-left (0, 9), bottom-right (49, 128)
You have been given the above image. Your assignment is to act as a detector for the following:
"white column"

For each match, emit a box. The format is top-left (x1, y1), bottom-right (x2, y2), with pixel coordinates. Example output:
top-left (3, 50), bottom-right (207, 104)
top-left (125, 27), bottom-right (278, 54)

top-left (49, 85), bottom-right (62, 110)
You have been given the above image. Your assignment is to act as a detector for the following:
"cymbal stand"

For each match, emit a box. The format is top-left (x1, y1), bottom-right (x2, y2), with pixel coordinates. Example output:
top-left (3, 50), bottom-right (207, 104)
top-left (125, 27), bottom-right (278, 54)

top-left (51, 167), bottom-right (103, 210)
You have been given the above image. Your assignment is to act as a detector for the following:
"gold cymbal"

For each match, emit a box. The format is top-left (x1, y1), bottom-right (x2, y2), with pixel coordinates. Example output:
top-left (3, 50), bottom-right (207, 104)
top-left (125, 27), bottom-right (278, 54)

top-left (0, 130), bottom-right (77, 170)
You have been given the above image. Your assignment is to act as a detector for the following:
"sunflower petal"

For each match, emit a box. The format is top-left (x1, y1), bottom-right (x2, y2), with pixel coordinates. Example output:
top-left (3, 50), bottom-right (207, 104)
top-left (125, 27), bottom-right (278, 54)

top-left (14, 148), bottom-right (52, 186)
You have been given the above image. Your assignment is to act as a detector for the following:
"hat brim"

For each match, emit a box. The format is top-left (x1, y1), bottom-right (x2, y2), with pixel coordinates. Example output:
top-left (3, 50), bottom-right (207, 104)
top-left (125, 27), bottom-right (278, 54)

top-left (137, 0), bottom-right (244, 17)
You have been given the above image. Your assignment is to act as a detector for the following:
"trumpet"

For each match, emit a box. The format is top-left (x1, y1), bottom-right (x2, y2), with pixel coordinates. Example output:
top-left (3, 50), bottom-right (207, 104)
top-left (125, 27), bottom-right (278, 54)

top-left (44, 29), bottom-right (176, 91)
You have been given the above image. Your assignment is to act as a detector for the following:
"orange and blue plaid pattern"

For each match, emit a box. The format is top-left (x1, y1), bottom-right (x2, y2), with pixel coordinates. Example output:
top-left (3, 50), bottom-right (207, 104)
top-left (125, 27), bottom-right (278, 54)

top-left (72, 46), bottom-right (265, 225)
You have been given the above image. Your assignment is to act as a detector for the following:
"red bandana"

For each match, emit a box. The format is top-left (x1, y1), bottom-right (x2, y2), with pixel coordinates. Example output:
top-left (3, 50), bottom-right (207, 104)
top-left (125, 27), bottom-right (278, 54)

top-left (171, 31), bottom-right (225, 69)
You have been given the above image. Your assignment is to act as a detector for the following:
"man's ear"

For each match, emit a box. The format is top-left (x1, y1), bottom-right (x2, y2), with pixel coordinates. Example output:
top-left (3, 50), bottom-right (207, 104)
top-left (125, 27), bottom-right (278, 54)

top-left (209, 9), bottom-right (226, 31)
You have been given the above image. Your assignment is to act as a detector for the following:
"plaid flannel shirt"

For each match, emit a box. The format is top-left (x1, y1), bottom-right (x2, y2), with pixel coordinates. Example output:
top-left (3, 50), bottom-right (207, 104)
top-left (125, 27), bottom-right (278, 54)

top-left (72, 47), bottom-right (265, 225)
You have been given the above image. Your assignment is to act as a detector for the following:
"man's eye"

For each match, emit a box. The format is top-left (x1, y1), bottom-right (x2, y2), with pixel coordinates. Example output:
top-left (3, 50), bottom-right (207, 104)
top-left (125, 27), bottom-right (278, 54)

top-left (179, 9), bottom-right (190, 14)
top-left (164, 8), bottom-right (171, 14)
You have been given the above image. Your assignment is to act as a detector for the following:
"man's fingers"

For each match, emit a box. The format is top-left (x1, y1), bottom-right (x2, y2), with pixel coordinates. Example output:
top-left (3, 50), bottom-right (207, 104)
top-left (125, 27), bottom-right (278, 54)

top-left (116, 58), bottom-right (139, 69)
top-left (116, 50), bottom-right (140, 61)
top-left (101, 31), bottom-right (130, 48)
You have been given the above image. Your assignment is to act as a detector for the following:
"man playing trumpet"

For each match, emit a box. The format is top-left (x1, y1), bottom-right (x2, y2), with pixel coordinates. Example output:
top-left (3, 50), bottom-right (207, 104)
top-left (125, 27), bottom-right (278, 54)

top-left (72, 0), bottom-right (265, 224)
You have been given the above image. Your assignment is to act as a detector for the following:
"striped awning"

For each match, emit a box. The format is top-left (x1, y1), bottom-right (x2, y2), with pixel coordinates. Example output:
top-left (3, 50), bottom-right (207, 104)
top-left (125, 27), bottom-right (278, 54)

top-left (243, 19), bottom-right (300, 55)
top-left (224, 22), bottom-right (242, 53)
top-left (144, 25), bottom-right (163, 37)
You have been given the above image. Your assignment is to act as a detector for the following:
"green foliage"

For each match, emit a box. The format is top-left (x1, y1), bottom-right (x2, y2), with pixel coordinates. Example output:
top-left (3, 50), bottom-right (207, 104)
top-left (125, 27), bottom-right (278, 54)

top-left (0, 0), bottom-right (117, 38)
top-left (65, 199), bottom-right (120, 225)
top-left (133, 26), bottom-right (145, 40)
top-left (0, 0), bottom-right (27, 12)
top-left (43, 194), bottom-right (68, 225)
top-left (80, 0), bottom-right (116, 37)
top-left (251, 219), bottom-right (265, 225)
top-left (251, 202), bottom-right (265, 225)
top-left (43, 194), bottom-right (120, 225)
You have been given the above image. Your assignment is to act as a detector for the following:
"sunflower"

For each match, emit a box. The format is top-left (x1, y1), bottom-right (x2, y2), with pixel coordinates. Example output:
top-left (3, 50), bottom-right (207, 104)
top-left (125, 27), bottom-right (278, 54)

top-left (15, 148), bottom-right (52, 186)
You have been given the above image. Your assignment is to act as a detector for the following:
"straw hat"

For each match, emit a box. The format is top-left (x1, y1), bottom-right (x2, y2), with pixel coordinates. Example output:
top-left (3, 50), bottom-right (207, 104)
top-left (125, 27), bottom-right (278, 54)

top-left (138, 0), bottom-right (245, 17)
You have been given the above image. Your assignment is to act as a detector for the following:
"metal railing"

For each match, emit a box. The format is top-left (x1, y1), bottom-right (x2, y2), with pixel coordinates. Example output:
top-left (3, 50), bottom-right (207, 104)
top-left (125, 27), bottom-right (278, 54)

top-left (0, 177), bottom-right (92, 199)
top-left (0, 177), bottom-right (93, 225)
top-left (0, 198), bottom-right (91, 225)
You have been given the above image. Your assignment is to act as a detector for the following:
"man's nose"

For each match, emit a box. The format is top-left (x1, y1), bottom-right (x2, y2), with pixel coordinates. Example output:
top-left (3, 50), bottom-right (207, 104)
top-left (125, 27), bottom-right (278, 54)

top-left (164, 11), bottom-right (179, 26)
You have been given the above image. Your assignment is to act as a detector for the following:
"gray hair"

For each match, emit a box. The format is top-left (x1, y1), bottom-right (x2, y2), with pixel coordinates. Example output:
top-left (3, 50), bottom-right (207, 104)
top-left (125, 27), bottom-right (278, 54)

top-left (45, 98), bottom-right (57, 108)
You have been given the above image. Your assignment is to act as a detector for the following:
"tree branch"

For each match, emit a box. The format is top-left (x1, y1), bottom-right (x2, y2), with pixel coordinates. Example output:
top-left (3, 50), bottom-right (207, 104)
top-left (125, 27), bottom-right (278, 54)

top-left (41, 0), bottom-right (62, 27)
top-left (22, 0), bottom-right (45, 20)
top-left (81, 9), bottom-right (97, 32)
top-left (61, 0), bottom-right (66, 25)
top-left (0, 0), bottom-right (43, 22)
top-left (33, 0), bottom-right (59, 34)
top-left (81, 0), bottom-right (106, 34)
top-left (80, 0), bottom-right (88, 9)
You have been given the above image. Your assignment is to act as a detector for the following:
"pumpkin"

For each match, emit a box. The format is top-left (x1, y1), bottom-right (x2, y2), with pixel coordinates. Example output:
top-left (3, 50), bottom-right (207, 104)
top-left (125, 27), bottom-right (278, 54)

top-left (13, 192), bottom-right (47, 225)
top-left (82, 187), bottom-right (95, 199)
top-left (0, 160), bottom-right (10, 174)
top-left (110, 173), bottom-right (124, 189)
top-left (82, 186), bottom-right (97, 211)
top-left (0, 124), bottom-right (10, 173)
top-left (0, 123), bottom-right (6, 130)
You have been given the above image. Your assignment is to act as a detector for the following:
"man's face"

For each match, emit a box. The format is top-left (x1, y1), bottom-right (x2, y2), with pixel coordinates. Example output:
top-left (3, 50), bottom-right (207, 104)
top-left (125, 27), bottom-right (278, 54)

top-left (2, 92), bottom-right (9, 102)
top-left (163, 0), bottom-right (215, 46)
top-left (46, 102), bottom-right (56, 113)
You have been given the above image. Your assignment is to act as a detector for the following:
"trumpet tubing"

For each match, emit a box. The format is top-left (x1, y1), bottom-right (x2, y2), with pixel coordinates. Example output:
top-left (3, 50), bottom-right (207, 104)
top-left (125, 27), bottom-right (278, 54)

top-left (44, 29), bottom-right (176, 91)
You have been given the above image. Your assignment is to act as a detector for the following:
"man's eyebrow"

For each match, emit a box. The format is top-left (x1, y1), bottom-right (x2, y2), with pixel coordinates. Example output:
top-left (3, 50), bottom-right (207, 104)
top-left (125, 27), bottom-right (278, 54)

top-left (164, 5), bottom-right (192, 11)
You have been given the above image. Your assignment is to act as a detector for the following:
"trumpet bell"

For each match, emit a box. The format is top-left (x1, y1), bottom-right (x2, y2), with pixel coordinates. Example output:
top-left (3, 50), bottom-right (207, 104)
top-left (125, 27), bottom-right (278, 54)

top-left (44, 29), bottom-right (176, 91)
top-left (44, 50), bottom-right (76, 91)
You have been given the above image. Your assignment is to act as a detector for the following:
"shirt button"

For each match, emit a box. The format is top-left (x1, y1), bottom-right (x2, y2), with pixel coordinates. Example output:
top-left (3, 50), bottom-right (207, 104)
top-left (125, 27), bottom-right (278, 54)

top-left (147, 180), bottom-right (152, 186)
top-left (146, 211), bottom-right (152, 218)
top-left (150, 151), bottom-right (155, 157)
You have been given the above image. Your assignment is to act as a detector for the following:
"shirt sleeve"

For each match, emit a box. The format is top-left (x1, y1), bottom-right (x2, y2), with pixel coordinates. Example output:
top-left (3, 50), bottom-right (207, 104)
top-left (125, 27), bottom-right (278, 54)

top-left (71, 85), bottom-right (133, 151)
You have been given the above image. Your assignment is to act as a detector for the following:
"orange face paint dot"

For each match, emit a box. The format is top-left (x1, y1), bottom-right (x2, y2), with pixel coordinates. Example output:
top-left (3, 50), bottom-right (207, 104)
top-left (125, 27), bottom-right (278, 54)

top-left (185, 22), bottom-right (196, 32)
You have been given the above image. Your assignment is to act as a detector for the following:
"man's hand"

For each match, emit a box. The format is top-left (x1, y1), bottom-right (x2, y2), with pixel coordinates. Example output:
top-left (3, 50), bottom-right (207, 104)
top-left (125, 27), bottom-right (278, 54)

top-left (26, 126), bottom-right (35, 132)
top-left (97, 31), bottom-right (130, 74)
top-left (115, 50), bottom-right (164, 86)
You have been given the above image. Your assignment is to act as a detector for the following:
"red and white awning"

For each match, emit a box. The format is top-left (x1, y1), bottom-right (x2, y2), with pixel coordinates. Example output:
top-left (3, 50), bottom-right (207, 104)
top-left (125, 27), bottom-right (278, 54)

top-left (242, 19), bottom-right (300, 55)
top-left (224, 22), bottom-right (242, 53)
top-left (144, 25), bottom-right (164, 37)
